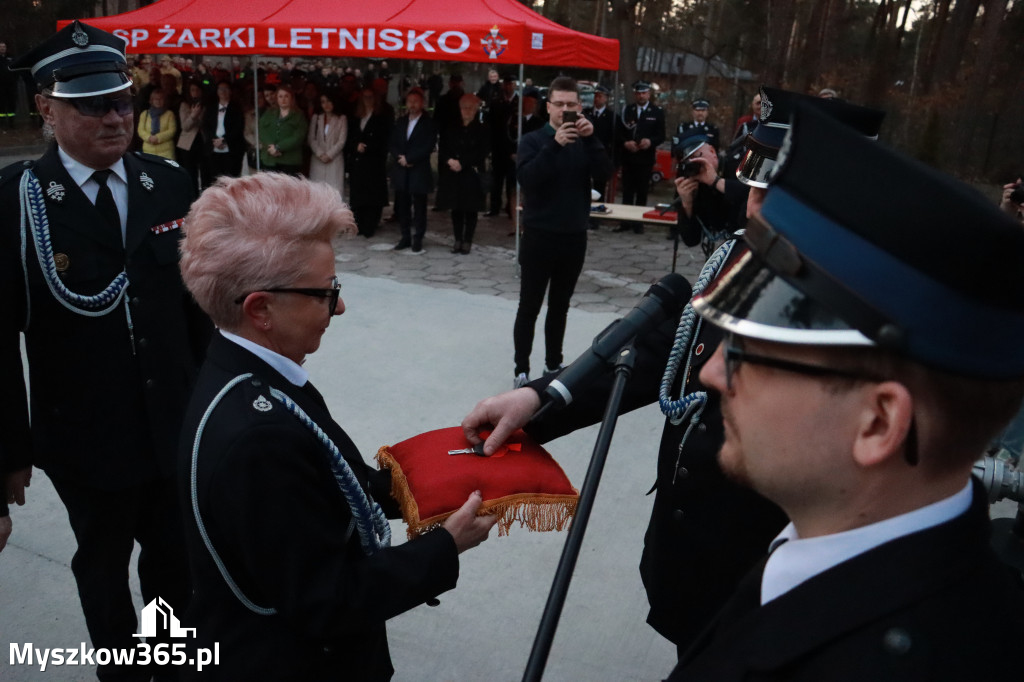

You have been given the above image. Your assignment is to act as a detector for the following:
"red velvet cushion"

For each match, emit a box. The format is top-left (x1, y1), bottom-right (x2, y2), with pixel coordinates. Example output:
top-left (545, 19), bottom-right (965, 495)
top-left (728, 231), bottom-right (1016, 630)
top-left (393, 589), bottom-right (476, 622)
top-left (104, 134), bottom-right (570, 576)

top-left (376, 426), bottom-right (578, 538)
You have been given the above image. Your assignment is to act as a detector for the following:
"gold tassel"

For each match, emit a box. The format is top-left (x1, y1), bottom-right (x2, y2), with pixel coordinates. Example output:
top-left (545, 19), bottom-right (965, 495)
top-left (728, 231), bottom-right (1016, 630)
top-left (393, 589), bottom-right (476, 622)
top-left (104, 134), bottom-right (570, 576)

top-left (375, 446), bottom-right (578, 540)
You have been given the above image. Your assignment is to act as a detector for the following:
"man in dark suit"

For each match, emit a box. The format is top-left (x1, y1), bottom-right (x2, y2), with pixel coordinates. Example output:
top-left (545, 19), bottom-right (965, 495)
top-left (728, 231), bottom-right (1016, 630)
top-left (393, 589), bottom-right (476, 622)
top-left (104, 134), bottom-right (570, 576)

top-left (389, 87), bottom-right (437, 254)
top-left (201, 79), bottom-right (245, 184)
top-left (0, 21), bottom-right (210, 681)
top-left (616, 80), bottom-right (665, 233)
top-left (667, 105), bottom-right (1024, 680)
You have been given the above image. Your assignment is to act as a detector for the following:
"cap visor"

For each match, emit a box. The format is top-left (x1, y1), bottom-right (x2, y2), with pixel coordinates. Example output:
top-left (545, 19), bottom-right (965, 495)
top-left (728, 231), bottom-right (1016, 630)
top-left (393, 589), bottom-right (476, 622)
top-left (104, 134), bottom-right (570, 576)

top-left (693, 247), bottom-right (873, 346)
top-left (50, 71), bottom-right (131, 98)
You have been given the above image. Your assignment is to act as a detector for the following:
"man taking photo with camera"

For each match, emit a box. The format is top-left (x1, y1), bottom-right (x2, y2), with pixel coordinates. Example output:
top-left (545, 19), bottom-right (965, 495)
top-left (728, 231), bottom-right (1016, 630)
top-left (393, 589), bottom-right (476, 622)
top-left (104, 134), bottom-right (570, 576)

top-left (511, 76), bottom-right (612, 389)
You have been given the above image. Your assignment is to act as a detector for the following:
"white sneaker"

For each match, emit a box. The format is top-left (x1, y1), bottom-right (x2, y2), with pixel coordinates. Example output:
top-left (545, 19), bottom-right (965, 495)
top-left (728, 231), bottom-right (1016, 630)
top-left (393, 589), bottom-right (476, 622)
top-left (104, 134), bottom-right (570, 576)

top-left (543, 364), bottom-right (564, 376)
top-left (513, 372), bottom-right (529, 389)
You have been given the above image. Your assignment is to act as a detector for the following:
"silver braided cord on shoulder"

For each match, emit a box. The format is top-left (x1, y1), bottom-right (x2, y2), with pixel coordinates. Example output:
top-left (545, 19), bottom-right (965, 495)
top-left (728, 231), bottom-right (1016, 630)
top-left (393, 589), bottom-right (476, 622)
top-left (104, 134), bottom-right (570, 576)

top-left (190, 374), bottom-right (393, 615)
top-left (191, 374), bottom-right (277, 615)
top-left (658, 238), bottom-right (736, 425)
top-left (268, 386), bottom-right (392, 553)
top-left (20, 170), bottom-right (130, 317)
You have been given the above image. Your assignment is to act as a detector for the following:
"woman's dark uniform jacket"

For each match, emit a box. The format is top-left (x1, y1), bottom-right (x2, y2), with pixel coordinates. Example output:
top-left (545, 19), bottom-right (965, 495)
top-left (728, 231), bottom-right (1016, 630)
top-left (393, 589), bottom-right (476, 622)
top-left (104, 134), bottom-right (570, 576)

top-left (0, 143), bottom-right (210, 490)
top-left (179, 334), bottom-right (459, 680)
top-left (526, 241), bottom-right (787, 650)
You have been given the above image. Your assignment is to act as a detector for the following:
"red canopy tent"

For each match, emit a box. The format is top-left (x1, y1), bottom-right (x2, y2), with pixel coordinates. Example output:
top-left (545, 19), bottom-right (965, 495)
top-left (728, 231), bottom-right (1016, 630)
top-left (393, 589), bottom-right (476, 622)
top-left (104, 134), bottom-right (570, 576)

top-left (61, 0), bottom-right (618, 69)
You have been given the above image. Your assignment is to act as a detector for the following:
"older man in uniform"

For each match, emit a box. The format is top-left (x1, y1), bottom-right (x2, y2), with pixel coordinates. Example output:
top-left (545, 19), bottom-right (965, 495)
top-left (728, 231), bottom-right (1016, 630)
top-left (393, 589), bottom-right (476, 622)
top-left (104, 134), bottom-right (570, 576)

top-left (462, 88), bottom-right (888, 659)
top-left (0, 21), bottom-right (210, 681)
top-left (668, 103), bottom-right (1024, 681)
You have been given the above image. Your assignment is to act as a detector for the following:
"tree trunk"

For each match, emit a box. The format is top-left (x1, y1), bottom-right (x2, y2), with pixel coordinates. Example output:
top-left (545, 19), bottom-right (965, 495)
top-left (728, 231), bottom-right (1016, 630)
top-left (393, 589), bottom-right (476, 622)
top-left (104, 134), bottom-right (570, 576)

top-left (609, 0), bottom-right (642, 91)
top-left (953, 0), bottom-right (1009, 173)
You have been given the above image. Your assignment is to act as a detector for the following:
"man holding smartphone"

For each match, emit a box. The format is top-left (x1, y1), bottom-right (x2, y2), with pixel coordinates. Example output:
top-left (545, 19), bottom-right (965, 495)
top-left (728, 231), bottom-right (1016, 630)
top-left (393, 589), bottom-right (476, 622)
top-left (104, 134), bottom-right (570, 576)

top-left (511, 76), bottom-right (612, 388)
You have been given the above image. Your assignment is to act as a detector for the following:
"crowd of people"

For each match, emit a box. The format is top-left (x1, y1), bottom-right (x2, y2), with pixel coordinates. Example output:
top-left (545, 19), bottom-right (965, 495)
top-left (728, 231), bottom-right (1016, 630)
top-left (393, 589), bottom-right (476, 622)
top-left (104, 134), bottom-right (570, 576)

top-left (2, 20), bottom-right (1024, 682)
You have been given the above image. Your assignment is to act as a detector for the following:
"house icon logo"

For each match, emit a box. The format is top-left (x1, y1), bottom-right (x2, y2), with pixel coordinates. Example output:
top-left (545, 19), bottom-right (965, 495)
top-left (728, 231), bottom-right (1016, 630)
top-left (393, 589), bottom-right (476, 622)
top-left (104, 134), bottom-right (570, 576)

top-left (133, 597), bottom-right (196, 639)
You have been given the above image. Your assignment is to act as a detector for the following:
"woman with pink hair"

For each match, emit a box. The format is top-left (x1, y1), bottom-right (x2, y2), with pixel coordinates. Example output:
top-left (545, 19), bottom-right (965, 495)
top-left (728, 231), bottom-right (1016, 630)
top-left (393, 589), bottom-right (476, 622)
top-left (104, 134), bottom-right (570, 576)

top-left (177, 173), bottom-right (495, 680)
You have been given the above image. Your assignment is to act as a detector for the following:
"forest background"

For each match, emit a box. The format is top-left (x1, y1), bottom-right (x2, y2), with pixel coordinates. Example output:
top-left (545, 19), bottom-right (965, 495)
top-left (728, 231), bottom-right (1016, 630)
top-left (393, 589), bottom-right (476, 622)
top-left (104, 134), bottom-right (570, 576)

top-left (3, 0), bottom-right (1023, 182)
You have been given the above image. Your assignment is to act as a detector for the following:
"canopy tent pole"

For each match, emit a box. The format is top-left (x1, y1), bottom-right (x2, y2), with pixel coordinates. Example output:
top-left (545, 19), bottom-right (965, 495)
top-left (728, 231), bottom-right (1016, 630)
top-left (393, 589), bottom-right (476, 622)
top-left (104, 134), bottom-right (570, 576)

top-left (253, 57), bottom-right (261, 172)
top-left (514, 62), bottom-right (524, 277)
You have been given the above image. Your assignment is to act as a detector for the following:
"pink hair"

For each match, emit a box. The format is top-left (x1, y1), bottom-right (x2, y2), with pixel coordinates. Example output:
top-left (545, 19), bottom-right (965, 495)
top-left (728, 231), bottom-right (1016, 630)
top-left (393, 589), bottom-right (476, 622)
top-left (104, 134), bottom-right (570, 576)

top-left (180, 173), bottom-right (353, 329)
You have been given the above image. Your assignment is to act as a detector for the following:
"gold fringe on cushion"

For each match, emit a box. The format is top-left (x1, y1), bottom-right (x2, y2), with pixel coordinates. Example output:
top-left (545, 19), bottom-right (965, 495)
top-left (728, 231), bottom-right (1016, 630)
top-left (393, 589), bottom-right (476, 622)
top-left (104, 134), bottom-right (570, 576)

top-left (375, 446), bottom-right (579, 540)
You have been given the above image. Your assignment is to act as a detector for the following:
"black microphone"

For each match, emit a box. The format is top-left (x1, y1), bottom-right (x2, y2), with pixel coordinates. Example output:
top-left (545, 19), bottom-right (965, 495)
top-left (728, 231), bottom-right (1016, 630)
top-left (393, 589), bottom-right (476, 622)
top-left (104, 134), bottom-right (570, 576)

top-left (543, 273), bottom-right (691, 408)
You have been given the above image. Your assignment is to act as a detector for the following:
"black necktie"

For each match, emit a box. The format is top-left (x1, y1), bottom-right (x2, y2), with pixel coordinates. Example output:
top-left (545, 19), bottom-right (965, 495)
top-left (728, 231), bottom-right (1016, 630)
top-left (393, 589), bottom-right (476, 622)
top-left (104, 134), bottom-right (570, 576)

top-left (92, 169), bottom-right (122, 243)
top-left (219, 106), bottom-right (227, 113)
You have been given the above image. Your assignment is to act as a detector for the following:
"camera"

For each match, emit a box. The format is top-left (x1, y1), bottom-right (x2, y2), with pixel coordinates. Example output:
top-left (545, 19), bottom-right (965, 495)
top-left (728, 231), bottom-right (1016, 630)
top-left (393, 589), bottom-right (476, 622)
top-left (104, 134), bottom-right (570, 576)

top-left (676, 160), bottom-right (702, 179)
top-left (562, 110), bottom-right (578, 124)
top-left (1010, 185), bottom-right (1024, 205)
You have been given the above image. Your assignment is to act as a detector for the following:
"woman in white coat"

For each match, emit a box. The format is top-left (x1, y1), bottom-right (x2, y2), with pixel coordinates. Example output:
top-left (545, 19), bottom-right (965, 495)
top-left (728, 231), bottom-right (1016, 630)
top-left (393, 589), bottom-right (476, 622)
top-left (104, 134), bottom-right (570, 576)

top-left (307, 92), bottom-right (348, 197)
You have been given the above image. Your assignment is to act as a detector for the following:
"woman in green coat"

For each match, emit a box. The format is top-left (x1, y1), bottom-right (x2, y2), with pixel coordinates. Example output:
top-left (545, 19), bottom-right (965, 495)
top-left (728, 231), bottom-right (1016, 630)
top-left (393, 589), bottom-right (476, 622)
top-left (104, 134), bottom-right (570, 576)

top-left (258, 86), bottom-right (308, 176)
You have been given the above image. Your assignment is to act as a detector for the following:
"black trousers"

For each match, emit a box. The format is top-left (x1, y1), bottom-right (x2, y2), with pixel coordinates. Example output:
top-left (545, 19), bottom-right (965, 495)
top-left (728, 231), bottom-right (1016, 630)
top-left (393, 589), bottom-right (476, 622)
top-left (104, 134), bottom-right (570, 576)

top-left (49, 473), bottom-right (190, 682)
top-left (490, 155), bottom-right (516, 214)
top-left (513, 229), bottom-right (587, 375)
top-left (621, 160), bottom-right (650, 207)
top-left (451, 210), bottom-right (478, 243)
top-left (395, 191), bottom-right (427, 242)
top-left (353, 205), bottom-right (384, 237)
top-left (206, 151), bottom-right (244, 187)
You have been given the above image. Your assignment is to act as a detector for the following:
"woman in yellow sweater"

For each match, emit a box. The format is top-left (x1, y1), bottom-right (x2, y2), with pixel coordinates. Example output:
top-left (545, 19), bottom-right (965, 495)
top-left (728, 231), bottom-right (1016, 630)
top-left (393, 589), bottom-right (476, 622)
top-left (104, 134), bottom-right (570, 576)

top-left (138, 89), bottom-right (177, 159)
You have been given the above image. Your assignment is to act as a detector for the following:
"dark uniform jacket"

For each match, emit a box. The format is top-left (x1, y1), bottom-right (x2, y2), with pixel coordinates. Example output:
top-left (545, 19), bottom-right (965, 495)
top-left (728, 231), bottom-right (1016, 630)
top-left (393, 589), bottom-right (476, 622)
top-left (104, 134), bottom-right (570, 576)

top-left (618, 103), bottom-right (666, 167)
top-left (668, 478), bottom-right (1024, 681)
top-left (389, 112), bottom-right (437, 195)
top-left (676, 119), bottom-right (721, 151)
top-left (346, 112), bottom-right (392, 209)
top-left (437, 119), bottom-right (490, 213)
top-left (527, 240), bottom-right (786, 649)
top-left (179, 335), bottom-right (460, 681)
top-left (0, 144), bottom-right (210, 490)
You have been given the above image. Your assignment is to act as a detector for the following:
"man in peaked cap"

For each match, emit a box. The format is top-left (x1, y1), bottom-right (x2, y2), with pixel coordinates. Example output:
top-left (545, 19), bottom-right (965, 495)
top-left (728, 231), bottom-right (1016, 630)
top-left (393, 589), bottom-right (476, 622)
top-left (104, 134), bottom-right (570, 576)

top-left (676, 97), bottom-right (720, 151)
top-left (462, 90), bottom-right (891, 659)
top-left (668, 104), bottom-right (1024, 680)
top-left (737, 85), bottom-right (886, 219)
top-left (616, 80), bottom-right (665, 233)
top-left (0, 20), bottom-right (210, 680)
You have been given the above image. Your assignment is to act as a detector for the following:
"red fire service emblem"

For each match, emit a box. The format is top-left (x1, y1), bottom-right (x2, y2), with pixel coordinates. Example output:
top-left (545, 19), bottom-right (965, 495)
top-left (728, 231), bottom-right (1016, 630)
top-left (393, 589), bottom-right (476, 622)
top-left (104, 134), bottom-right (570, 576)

top-left (481, 25), bottom-right (508, 59)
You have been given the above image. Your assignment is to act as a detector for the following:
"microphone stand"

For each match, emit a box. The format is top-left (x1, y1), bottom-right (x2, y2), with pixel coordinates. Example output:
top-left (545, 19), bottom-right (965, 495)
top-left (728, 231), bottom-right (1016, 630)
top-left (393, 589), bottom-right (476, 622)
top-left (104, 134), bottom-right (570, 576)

top-left (522, 344), bottom-right (637, 682)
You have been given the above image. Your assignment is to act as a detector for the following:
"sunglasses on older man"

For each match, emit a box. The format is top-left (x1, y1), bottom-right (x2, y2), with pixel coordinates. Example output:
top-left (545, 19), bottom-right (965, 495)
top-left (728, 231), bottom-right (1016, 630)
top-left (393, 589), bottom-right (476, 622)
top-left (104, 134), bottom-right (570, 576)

top-left (52, 94), bottom-right (134, 118)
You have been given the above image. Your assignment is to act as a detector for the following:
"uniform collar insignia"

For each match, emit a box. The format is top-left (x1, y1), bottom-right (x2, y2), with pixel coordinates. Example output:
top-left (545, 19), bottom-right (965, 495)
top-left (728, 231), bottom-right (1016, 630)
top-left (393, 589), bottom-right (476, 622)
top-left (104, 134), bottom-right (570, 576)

top-left (139, 172), bottom-right (154, 191)
top-left (46, 181), bottom-right (66, 203)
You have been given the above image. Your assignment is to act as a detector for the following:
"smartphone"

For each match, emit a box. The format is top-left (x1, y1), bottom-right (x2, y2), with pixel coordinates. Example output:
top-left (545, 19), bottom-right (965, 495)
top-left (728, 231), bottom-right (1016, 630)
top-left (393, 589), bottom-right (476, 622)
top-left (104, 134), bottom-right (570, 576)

top-left (562, 110), bottom-right (578, 124)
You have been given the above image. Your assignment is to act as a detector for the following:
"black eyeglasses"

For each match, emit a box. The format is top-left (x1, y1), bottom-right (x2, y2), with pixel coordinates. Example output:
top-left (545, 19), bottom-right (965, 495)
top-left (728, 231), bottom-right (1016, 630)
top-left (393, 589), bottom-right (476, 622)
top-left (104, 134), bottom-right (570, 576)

top-left (722, 333), bottom-right (885, 390)
top-left (52, 94), bottom-right (134, 118)
top-left (235, 276), bottom-right (341, 311)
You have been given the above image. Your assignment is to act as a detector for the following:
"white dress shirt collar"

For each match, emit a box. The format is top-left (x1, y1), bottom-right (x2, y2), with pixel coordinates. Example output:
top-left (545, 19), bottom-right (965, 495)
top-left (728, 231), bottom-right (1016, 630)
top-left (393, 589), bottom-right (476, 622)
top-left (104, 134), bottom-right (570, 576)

top-left (59, 147), bottom-right (128, 237)
top-left (219, 329), bottom-right (309, 387)
top-left (760, 479), bottom-right (973, 605)
top-left (58, 147), bottom-right (127, 188)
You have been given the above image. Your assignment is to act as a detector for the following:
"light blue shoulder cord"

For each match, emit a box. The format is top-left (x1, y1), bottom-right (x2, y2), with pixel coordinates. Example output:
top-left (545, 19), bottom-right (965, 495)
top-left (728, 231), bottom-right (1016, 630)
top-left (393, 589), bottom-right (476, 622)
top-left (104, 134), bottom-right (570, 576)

top-left (19, 171), bottom-right (135, 349)
top-left (658, 239), bottom-right (736, 479)
top-left (190, 374), bottom-right (392, 616)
